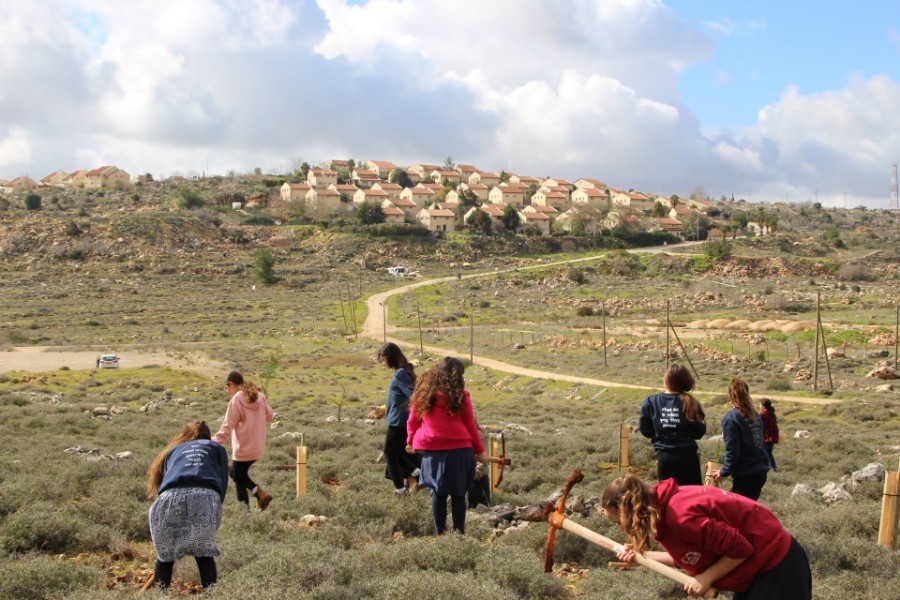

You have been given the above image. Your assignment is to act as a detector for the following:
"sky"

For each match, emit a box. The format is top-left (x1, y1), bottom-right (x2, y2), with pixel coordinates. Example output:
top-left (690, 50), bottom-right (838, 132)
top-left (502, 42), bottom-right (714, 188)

top-left (2, 0), bottom-right (900, 208)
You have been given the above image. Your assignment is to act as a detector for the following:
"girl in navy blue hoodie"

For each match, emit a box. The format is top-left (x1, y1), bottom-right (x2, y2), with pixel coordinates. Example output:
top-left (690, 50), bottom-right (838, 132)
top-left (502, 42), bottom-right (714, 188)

top-left (147, 421), bottom-right (229, 591)
top-left (709, 379), bottom-right (770, 500)
top-left (378, 342), bottom-right (421, 496)
top-left (639, 364), bottom-right (707, 485)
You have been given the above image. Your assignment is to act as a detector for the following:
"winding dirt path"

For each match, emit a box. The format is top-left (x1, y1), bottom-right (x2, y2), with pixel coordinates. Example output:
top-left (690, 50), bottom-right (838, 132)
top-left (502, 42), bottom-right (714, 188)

top-left (361, 244), bottom-right (838, 406)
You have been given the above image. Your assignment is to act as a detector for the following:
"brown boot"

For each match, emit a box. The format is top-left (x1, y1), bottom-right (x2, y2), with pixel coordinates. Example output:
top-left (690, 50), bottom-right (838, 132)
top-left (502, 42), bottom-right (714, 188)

top-left (254, 487), bottom-right (272, 510)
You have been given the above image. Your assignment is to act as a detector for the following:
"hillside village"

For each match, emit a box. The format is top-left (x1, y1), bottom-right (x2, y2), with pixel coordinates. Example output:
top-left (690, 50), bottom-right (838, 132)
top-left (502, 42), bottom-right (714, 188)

top-left (2, 158), bottom-right (783, 242)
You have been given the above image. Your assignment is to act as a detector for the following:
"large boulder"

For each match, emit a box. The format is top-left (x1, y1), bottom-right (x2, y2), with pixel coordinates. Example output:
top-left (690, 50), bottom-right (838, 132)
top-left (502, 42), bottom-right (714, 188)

top-left (866, 366), bottom-right (899, 380)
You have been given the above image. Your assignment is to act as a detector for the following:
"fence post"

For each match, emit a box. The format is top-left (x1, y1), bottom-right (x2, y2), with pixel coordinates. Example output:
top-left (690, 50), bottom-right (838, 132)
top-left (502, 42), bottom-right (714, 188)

top-left (296, 444), bottom-right (307, 497)
top-left (618, 424), bottom-right (630, 470)
top-left (877, 464), bottom-right (899, 549)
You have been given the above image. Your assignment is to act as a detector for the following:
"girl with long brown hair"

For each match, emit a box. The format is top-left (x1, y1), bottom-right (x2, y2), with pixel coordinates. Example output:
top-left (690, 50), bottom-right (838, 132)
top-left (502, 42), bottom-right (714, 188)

top-left (406, 357), bottom-right (487, 534)
top-left (639, 363), bottom-right (707, 485)
top-left (147, 421), bottom-right (229, 591)
top-left (601, 473), bottom-right (811, 599)
top-left (377, 342), bottom-right (421, 496)
top-left (709, 378), bottom-right (770, 500)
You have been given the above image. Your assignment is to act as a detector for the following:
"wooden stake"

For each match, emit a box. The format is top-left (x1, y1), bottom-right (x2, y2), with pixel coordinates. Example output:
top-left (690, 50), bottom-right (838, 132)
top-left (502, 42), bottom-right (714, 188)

top-left (416, 300), bottom-right (424, 355)
top-left (602, 298), bottom-right (608, 367)
top-left (618, 423), bottom-right (630, 469)
top-left (813, 292), bottom-right (821, 390)
top-left (818, 315), bottom-right (834, 391)
top-left (296, 445), bottom-right (307, 497)
top-left (666, 300), bottom-right (671, 368)
top-left (877, 468), bottom-right (899, 549)
top-left (895, 305), bottom-right (899, 370)
top-left (489, 438), bottom-right (500, 492)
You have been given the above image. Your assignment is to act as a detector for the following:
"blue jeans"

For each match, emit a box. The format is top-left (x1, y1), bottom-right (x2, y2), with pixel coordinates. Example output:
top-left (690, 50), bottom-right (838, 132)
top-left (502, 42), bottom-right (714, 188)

top-left (764, 442), bottom-right (778, 471)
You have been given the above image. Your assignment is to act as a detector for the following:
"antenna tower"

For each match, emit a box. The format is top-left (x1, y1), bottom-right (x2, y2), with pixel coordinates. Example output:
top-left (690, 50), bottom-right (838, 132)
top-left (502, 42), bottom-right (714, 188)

top-left (892, 162), bottom-right (899, 210)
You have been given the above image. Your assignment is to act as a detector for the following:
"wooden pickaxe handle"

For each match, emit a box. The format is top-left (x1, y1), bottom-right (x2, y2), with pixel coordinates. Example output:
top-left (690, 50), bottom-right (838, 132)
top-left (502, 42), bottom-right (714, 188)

top-left (486, 455), bottom-right (511, 466)
top-left (549, 512), bottom-right (718, 598)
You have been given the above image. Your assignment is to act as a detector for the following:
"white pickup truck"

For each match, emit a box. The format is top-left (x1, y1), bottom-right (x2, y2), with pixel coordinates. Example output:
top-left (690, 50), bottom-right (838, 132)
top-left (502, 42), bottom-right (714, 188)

top-left (386, 266), bottom-right (419, 277)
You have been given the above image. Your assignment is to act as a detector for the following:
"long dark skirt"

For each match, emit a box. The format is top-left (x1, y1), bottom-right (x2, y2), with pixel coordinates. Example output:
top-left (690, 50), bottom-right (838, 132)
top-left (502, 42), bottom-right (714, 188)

top-left (383, 425), bottom-right (420, 489)
top-left (734, 537), bottom-right (811, 600)
top-left (656, 447), bottom-right (703, 486)
top-left (420, 447), bottom-right (475, 496)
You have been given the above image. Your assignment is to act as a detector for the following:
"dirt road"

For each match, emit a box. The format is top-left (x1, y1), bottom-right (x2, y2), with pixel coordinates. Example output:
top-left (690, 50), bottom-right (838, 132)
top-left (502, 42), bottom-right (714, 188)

top-left (0, 346), bottom-right (226, 377)
top-left (361, 244), bottom-right (838, 406)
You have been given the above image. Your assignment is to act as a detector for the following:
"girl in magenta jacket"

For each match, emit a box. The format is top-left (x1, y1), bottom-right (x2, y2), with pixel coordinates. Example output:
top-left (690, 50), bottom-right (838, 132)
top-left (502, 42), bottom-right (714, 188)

top-left (601, 473), bottom-right (811, 599)
top-left (213, 371), bottom-right (274, 510)
top-left (406, 357), bottom-right (488, 534)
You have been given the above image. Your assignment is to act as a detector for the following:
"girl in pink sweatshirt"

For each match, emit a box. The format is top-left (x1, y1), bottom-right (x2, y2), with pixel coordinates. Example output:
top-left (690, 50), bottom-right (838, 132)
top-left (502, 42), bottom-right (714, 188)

top-left (213, 371), bottom-right (274, 510)
top-left (406, 357), bottom-right (487, 534)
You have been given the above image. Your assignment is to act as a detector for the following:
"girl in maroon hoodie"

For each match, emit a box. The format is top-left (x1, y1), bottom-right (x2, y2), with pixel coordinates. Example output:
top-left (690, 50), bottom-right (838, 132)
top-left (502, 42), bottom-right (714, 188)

top-left (406, 357), bottom-right (488, 534)
top-left (601, 473), bottom-right (810, 599)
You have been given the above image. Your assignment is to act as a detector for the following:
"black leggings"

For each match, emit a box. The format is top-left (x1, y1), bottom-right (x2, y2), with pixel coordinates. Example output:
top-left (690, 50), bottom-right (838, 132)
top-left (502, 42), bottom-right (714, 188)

top-left (231, 460), bottom-right (257, 505)
top-left (384, 426), bottom-right (420, 489)
top-left (154, 556), bottom-right (217, 589)
top-left (432, 493), bottom-right (467, 534)
top-left (656, 447), bottom-right (703, 486)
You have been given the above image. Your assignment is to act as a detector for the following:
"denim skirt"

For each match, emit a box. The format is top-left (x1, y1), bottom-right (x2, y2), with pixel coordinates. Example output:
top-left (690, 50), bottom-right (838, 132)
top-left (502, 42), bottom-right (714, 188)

top-left (420, 447), bottom-right (476, 496)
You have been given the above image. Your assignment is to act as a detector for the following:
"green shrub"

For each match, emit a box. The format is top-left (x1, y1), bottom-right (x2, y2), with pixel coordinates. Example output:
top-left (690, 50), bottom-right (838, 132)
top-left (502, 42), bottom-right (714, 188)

top-left (766, 376), bottom-right (792, 391)
top-left (476, 545), bottom-right (568, 599)
top-left (24, 193), bottom-right (42, 211)
top-left (0, 555), bottom-right (102, 600)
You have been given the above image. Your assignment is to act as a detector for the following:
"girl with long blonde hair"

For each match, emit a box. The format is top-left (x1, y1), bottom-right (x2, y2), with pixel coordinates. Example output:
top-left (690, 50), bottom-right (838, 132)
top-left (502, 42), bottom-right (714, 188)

top-left (212, 370), bottom-right (274, 509)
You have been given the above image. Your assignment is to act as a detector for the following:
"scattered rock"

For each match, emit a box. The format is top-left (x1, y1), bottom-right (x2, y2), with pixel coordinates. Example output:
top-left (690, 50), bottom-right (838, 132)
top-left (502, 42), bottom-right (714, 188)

top-left (876, 384), bottom-right (894, 393)
top-left (818, 482), bottom-right (852, 504)
top-left (866, 366), bottom-right (899, 380)
top-left (794, 430), bottom-right (810, 439)
top-left (92, 406), bottom-right (110, 417)
top-left (790, 484), bottom-right (818, 500)
top-left (850, 463), bottom-right (885, 485)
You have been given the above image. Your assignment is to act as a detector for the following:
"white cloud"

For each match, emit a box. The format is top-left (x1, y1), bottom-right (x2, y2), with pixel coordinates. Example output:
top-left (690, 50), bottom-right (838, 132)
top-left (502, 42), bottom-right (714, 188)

top-left (0, 0), bottom-right (897, 207)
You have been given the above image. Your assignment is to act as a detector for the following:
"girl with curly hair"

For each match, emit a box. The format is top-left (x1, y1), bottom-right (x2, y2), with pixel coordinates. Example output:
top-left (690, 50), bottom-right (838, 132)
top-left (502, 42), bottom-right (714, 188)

top-left (601, 473), bottom-right (811, 599)
top-left (406, 357), bottom-right (487, 534)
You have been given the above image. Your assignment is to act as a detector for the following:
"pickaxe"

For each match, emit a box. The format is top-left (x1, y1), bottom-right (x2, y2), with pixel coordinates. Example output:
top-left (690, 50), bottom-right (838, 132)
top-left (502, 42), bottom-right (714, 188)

top-left (542, 468), bottom-right (718, 598)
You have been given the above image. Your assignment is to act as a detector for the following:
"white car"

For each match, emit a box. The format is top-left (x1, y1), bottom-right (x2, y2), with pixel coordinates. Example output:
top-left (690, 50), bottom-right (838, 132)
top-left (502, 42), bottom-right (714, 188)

top-left (97, 354), bottom-right (119, 369)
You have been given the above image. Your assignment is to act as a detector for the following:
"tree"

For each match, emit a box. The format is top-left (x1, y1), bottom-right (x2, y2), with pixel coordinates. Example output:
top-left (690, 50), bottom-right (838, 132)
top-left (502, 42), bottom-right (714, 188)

top-left (442, 155), bottom-right (455, 170)
top-left (498, 170), bottom-right (511, 183)
top-left (24, 193), bottom-right (41, 211)
top-left (176, 188), bottom-right (204, 209)
top-left (500, 205), bottom-right (520, 232)
top-left (388, 167), bottom-right (413, 189)
top-left (524, 182), bottom-right (539, 203)
top-left (356, 201), bottom-right (386, 225)
top-left (650, 201), bottom-right (668, 217)
top-left (466, 209), bottom-right (493, 235)
top-left (254, 247), bottom-right (277, 284)
top-left (300, 162), bottom-right (311, 180)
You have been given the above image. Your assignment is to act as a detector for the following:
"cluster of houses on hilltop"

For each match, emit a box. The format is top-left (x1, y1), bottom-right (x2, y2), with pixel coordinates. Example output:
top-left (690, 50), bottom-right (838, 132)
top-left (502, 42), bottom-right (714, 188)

top-left (1, 166), bottom-right (132, 195)
top-left (280, 159), bottom-right (719, 237)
